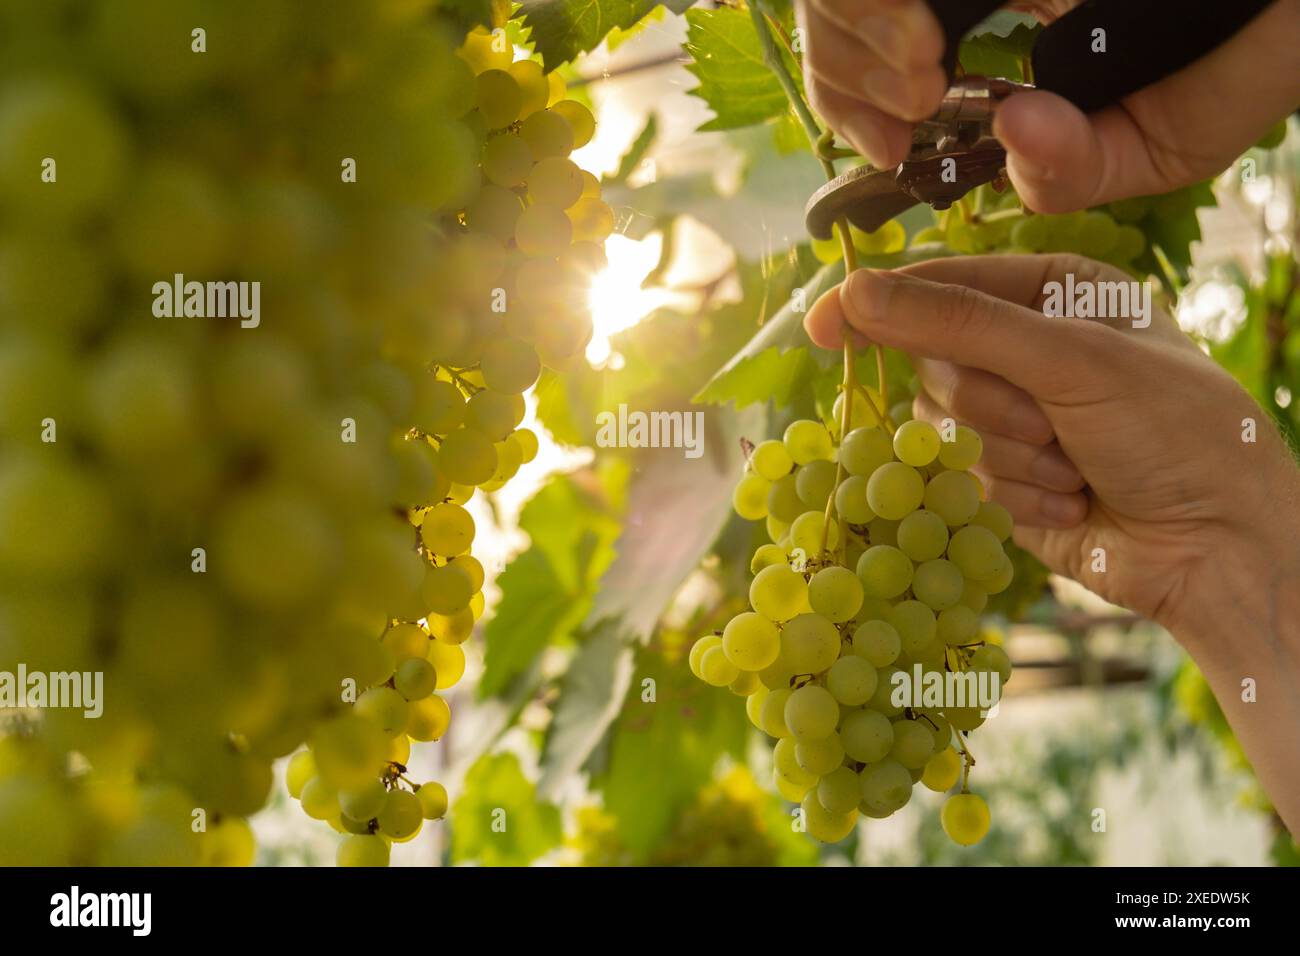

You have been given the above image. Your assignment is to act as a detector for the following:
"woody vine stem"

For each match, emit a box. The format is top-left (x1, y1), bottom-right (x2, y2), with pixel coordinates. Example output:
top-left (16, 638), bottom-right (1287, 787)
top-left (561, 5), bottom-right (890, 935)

top-left (748, 0), bottom-right (893, 560)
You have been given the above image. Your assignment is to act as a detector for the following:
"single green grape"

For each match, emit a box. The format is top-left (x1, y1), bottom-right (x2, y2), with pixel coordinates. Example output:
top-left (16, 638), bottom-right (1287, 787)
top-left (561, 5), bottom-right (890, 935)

top-left (937, 425), bottom-right (983, 471)
top-left (840, 708), bottom-right (894, 763)
top-left (840, 426), bottom-right (893, 477)
top-left (749, 563), bottom-right (809, 622)
top-left (700, 645), bottom-right (740, 687)
top-left (912, 559), bottom-right (964, 611)
top-left (923, 470), bottom-right (980, 526)
top-left (355, 686), bottom-right (410, 738)
top-left (892, 419), bottom-right (940, 467)
top-left (751, 439), bottom-right (794, 481)
top-left (795, 733), bottom-right (845, 776)
top-left (795, 458), bottom-right (838, 509)
top-left (339, 779), bottom-right (388, 822)
top-left (867, 462), bottom-right (925, 520)
top-left (834, 474), bottom-right (875, 524)
top-left (337, 834), bottom-right (390, 867)
top-left (888, 719), bottom-right (935, 770)
top-left (921, 747), bottom-right (961, 792)
top-left (888, 600), bottom-right (937, 657)
top-left (722, 611), bottom-right (782, 671)
top-left (800, 791), bottom-right (857, 842)
top-left (779, 613), bottom-right (840, 676)
top-left (941, 792), bottom-right (990, 846)
top-left (749, 543), bottom-right (787, 575)
top-left (526, 156), bottom-right (584, 209)
top-left (436, 428), bottom-right (497, 487)
top-left (783, 419), bottom-right (834, 465)
top-left (550, 100), bottom-right (595, 148)
top-left (856, 545), bottom-right (913, 599)
top-left (851, 619), bottom-right (901, 668)
top-left (416, 782), bottom-right (449, 820)
top-left (394, 657), bottom-right (438, 701)
top-left (421, 502), bottom-right (476, 556)
top-left (474, 69), bottom-right (522, 128)
top-left (859, 758), bottom-right (913, 815)
top-left (896, 509), bottom-right (949, 562)
top-left (376, 789), bottom-right (423, 841)
top-left (807, 566), bottom-right (863, 623)
top-left (826, 655), bottom-right (878, 706)
top-left (790, 509), bottom-right (838, 554)
top-left (817, 766), bottom-right (862, 815)
top-left (733, 472), bottom-right (771, 521)
top-left (937, 604), bottom-right (978, 646)
top-left (481, 133), bottom-right (533, 187)
top-left (766, 474), bottom-right (805, 523)
top-left (760, 687), bottom-right (794, 738)
top-left (784, 684), bottom-right (839, 740)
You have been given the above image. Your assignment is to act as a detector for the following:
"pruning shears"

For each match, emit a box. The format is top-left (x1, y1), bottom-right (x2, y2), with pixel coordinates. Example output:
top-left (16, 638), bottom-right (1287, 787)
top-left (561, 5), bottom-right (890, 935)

top-left (805, 0), bottom-right (1277, 240)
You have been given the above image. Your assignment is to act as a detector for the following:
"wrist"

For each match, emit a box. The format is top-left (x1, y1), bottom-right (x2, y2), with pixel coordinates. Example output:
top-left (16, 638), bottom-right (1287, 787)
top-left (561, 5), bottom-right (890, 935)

top-left (1169, 458), bottom-right (1300, 674)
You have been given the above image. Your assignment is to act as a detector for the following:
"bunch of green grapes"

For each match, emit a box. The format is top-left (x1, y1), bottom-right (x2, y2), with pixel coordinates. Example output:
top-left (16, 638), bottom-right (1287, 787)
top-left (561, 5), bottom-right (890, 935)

top-left (0, 4), bottom-right (593, 867)
top-left (1007, 208), bottom-right (1146, 266)
top-left (690, 391), bottom-right (1014, 846)
top-left (447, 27), bottom-right (613, 376)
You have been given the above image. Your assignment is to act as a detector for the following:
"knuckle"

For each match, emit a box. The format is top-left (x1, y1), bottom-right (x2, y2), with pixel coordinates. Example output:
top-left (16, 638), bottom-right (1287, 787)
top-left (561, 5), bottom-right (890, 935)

top-left (937, 283), bottom-right (988, 338)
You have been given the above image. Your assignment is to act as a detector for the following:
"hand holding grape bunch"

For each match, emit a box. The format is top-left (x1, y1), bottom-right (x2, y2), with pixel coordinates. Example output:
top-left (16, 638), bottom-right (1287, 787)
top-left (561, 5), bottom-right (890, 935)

top-left (806, 254), bottom-right (1300, 835)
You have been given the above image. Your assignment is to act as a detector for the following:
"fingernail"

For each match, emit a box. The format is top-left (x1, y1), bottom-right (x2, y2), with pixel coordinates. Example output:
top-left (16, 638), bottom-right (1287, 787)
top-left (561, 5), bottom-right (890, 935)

top-left (844, 269), bottom-right (896, 322)
top-left (841, 115), bottom-right (890, 168)
top-left (855, 16), bottom-right (904, 69)
top-left (1041, 493), bottom-right (1085, 524)
top-left (1030, 451), bottom-right (1083, 491)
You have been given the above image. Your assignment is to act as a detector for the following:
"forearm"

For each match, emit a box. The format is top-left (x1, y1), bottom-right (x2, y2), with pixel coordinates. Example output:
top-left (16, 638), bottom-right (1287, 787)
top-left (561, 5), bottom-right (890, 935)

top-left (1170, 464), bottom-right (1300, 836)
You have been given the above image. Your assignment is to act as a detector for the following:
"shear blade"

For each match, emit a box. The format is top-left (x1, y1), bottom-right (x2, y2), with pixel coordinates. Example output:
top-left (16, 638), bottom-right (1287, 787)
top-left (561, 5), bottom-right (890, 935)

top-left (804, 165), bottom-right (917, 241)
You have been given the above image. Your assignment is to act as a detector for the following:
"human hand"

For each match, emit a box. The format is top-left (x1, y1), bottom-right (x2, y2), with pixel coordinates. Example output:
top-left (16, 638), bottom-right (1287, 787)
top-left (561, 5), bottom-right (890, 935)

top-left (797, 0), bottom-right (1300, 211)
top-left (803, 255), bottom-right (1300, 641)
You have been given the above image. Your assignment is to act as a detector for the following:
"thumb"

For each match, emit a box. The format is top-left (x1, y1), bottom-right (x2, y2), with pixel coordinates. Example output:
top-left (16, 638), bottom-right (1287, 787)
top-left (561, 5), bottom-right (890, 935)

top-left (993, 91), bottom-right (1114, 213)
top-left (839, 268), bottom-right (1113, 403)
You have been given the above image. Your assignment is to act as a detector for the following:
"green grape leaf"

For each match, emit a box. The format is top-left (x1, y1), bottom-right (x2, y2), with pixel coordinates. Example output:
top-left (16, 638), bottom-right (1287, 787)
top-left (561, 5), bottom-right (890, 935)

top-left (479, 472), bottom-right (620, 697)
top-left (694, 344), bottom-right (820, 409)
top-left (450, 753), bottom-right (563, 866)
top-left (520, 0), bottom-right (694, 71)
top-left (584, 402), bottom-right (767, 641)
top-left (610, 112), bottom-right (659, 185)
top-left (437, 0), bottom-right (507, 33)
top-left (969, 10), bottom-right (1039, 39)
top-left (605, 3), bottom-right (667, 51)
top-left (538, 621), bottom-right (639, 797)
top-left (479, 550), bottom-right (583, 699)
top-left (958, 21), bottom-right (1040, 81)
top-left (1138, 181), bottom-right (1215, 282)
top-left (596, 647), bottom-right (748, 855)
top-left (696, 260), bottom-right (844, 408)
top-left (533, 366), bottom-right (601, 447)
top-left (684, 7), bottom-right (797, 132)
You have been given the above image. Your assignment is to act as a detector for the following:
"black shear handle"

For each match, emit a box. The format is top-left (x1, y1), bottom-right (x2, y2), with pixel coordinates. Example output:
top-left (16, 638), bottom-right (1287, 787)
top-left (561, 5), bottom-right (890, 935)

top-left (927, 0), bottom-right (1276, 113)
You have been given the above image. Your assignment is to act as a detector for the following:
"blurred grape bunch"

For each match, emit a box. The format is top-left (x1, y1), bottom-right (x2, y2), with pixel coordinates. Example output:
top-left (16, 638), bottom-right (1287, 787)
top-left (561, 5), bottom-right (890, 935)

top-left (567, 767), bottom-right (818, 867)
top-left (0, 0), bottom-right (602, 866)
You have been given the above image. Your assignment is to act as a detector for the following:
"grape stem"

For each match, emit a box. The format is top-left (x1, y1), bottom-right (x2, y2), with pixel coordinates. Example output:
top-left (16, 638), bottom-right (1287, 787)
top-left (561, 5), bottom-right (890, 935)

top-left (820, 339), bottom-right (857, 558)
top-left (954, 730), bottom-right (976, 791)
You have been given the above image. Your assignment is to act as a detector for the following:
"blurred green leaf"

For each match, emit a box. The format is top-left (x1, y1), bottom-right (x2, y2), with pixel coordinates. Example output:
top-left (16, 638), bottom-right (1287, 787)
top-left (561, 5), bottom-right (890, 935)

top-left (539, 621), bottom-right (638, 796)
top-left (597, 647), bottom-right (748, 854)
top-left (450, 753), bottom-right (563, 866)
